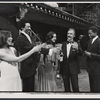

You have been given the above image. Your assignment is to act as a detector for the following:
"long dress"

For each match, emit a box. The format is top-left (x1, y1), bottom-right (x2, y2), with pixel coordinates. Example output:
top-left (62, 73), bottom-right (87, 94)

top-left (36, 44), bottom-right (61, 91)
top-left (0, 47), bottom-right (22, 91)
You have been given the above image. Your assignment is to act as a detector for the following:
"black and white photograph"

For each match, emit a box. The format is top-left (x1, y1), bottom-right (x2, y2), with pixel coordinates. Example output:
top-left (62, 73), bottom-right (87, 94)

top-left (0, 1), bottom-right (100, 98)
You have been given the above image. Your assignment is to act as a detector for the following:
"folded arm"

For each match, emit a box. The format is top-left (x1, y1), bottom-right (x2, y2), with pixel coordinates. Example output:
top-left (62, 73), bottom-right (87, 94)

top-left (85, 43), bottom-right (100, 60)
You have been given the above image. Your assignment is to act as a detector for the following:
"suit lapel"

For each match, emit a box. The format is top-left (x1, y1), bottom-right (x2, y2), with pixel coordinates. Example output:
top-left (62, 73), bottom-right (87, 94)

top-left (21, 32), bottom-right (32, 44)
top-left (69, 45), bottom-right (73, 56)
top-left (63, 41), bottom-right (72, 58)
top-left (88, 40), bottom-right (92, 48)
top-left (21, 33), bottom-right (32, 44)
top-left (88, 38), bottom-right (99, 51)
top-left (62, 42), bottom-right (67, 59)
top-left (69, 41), bottom-right (75, 57)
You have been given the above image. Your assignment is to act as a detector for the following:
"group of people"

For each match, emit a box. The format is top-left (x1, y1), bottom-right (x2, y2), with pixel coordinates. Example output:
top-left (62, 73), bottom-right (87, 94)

top-left (0, 19), bottom-right (100, 93)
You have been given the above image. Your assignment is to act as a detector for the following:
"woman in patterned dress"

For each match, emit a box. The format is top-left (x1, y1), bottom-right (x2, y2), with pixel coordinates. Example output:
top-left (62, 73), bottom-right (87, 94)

top-left (37, 31), bottom-right (61, 91)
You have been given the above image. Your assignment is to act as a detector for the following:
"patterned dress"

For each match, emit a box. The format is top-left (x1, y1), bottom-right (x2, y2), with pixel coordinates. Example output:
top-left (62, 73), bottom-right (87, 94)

top-left (36, 44), bottom-right (61, 91)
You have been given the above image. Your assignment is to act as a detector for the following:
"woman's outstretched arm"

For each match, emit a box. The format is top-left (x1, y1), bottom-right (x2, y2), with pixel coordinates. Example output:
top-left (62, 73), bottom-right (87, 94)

top-left (0, 45), bottom-right (41, 62)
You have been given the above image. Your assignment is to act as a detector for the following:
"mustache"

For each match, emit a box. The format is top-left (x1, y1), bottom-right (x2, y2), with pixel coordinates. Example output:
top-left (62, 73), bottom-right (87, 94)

top-left (67, 36), bottom-right (71, 38)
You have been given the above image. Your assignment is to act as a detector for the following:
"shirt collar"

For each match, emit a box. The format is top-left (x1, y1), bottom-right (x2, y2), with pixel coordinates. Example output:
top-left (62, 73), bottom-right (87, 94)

top-left (92, 35), bottom-right (98, 44)
top-left (21, 31), bottom-right (32, 44)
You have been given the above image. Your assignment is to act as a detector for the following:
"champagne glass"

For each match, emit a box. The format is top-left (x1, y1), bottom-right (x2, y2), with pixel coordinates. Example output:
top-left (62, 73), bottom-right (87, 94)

top-left (71, 42), bottom-right (78, 51)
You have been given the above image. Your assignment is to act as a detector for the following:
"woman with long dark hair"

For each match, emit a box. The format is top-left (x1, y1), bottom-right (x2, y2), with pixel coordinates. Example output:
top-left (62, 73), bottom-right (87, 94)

top-left (37, 31), bottom-right (61, 91)
top-left (0, 30), bottom-right (42, 91)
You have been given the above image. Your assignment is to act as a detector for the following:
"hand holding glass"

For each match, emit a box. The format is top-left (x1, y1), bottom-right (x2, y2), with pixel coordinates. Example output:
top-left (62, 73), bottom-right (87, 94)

top-left (52, 47), bottom-right (60, 54)
top-left (71, 42), bottom-right (78, 51)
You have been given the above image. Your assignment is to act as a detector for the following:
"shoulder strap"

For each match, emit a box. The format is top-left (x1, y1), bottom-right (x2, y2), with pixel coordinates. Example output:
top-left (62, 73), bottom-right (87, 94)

top-left (10, 47), bottom-right (16, 56)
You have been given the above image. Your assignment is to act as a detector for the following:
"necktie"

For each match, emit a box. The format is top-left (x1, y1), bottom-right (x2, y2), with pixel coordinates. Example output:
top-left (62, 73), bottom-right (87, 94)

top-left (90, 39), bottom-right (93, 45)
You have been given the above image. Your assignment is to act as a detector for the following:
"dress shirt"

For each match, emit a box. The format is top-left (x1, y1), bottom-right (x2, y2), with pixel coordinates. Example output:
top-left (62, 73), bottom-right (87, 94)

top-left (67, 43), bottom-right (72, 58)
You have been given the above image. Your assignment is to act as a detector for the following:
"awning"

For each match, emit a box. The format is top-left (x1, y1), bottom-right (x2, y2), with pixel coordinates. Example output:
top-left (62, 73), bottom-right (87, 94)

top-left (23, 3), bottom-right (94, 30)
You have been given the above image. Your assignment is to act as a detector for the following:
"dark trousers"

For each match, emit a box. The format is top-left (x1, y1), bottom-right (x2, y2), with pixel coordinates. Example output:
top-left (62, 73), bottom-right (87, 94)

top-left (22, 75), bottom-right (35, 92)
top-left (62, 73), bottom-right (79, 92)
top-left (89, 74), bottom-right (100, 92)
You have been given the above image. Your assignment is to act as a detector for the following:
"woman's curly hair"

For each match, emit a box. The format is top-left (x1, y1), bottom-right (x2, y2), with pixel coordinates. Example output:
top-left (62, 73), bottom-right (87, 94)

top-left (46, 31), bottom-right (56, 46)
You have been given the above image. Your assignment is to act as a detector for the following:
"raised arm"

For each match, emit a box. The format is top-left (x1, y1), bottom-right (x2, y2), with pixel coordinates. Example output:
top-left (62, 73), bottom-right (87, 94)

top-left (0, 45), bottom-right (41, 62)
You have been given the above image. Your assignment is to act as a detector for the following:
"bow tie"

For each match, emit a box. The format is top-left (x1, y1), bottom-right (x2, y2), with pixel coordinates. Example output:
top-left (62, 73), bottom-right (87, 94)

top-left (67, 41), bottom-right (74, 44)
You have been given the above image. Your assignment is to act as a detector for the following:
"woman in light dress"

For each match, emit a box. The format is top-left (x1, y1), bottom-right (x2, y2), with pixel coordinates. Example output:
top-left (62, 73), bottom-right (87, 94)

top-left (37, 31), bottom-right (61, 91)
top-left (0, 30), bottom-right (41, 91)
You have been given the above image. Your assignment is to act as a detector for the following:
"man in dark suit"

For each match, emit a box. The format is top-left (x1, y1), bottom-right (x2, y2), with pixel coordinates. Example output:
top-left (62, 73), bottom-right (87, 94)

top-left (85, 26), bottom-right (100, 92)
top-left (17, 20), bottom-right (53, 92)
top-left (60, 28), bottom-right (83, 92)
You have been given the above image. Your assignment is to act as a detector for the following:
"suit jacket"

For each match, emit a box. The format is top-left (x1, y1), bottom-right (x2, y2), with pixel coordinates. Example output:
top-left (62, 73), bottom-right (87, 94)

top-left (17, 33), bottom-right (49, 79)
top-left (87, 37), bottom-right (100, 75)
top-left (60, 41), bottom-right (83, 76)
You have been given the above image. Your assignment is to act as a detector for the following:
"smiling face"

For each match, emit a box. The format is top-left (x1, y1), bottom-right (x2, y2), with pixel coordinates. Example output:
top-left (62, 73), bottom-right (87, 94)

top-left (0, 30), bottom-right (13, 48)
top-left (6, 34), bottom-right (13, 46)
top-left (88, 29), bottom-right (97, 39)
top-left (25, 23), bottom-right (31, 30)
top-left (67, 29), bottom-right (75, 42)
top-left (51, 34), bottom-right (57, 43)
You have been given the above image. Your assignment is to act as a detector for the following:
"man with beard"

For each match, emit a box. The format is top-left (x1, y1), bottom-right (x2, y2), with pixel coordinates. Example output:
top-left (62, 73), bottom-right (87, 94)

top-left (60, 28), bottom-right (83, 92)
top-left (85, 26), bottom-right (100, 92)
